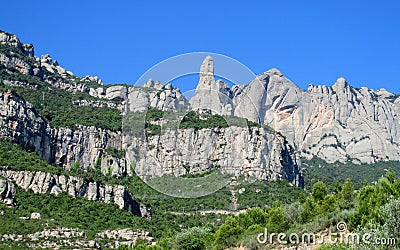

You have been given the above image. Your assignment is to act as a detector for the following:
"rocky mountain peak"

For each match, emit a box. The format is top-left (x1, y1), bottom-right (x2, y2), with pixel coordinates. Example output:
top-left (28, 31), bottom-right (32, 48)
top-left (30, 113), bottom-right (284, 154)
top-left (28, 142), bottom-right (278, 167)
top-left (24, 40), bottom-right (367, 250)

top-left (200, 55), bottom-right (214, 77)
top-left (189, 56), bottom-right (233, 115)
top-left (40, 54), bottom-right (53, 64)
top-left (332, 77), bottom-right (348, 90)
top-left (144, 79), bottom-right (163, 90)
top-left (0, 30), bottom-right (34, 57)
top-left (265, 68), bottom-right (283, 77)
top-left (197, 56), bottom-right (215, 89)
top-left (376, 88), bottom-right (394, 98)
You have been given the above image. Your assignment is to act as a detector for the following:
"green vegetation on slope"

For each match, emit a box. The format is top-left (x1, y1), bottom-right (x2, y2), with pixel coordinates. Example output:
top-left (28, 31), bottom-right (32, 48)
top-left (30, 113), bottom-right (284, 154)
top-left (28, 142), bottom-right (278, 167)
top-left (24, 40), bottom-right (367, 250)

top-left (302, 156), bottom-right (400, 191)
top-left (0, 43), bottom-right (122, 131)
top-left (0, 139), bottom-right (301, 214)
top-left (236, 180), bottom-right (306, 210)
top-left (0, 79), bottom-right (122, 131)
top-left (178, 110), bottom-right (261, 130)
top-left (2, 140), bottom-right (400, 249)
top-left (0, 139), bottom-right (63, 174)
top-left (128, 108), bottom-right (271, 137)
top-left (0, 187), bottom-right (227, 248)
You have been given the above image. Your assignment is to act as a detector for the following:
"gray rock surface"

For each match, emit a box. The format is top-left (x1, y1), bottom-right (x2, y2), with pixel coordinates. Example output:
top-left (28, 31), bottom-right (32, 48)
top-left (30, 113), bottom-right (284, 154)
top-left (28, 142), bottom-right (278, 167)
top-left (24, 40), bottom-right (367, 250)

top-left (0, 31), bottom-right (34, 56)
top-left (127, 84), bottom-right (189, 112)
top-left (0, 178), bottom-right (16, 205)
top-left (0, 169), bottom-right (143, 215)
top-left (0, 52), bottom-right (32, 74)
top-left (189, 56), bottom-right (233, 115)
top-left (0, 226), bottom-right (153, 249)
top-left (105, 85), bottom-right (128, 101)
top-left (97, 228), bottom-right (153, 249)
top-left (128, 125), bottom-right (302, 186)
top-left (0, 91), bottom-right (127, 175)
top-left (233, 70), bottom-right (400, 163)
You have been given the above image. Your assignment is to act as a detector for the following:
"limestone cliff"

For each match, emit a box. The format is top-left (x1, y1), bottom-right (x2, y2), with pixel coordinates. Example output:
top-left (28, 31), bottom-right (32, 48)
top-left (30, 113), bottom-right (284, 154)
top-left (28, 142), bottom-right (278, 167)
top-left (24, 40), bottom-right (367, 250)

top-left (0, 168), bottom-right (146, 216)
top-left (128, 125), bottom-right (302, 186)
top-left (232, 69), bottom-right (400, 163)
top-left (0, 91), bottom-right (127, 175)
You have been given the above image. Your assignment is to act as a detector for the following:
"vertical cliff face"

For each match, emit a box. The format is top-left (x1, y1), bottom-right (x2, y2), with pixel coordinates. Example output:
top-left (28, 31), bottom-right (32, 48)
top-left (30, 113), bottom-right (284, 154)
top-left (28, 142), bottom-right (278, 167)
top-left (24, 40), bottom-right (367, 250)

top-left (0, 91), bottom-right (126, 175)
top-left (0, 169), bottom-right (146, 216)
top-left (128, 126), bottom-right (302, 187)
top-left (232, 70), bottom-right (400, 164)
top-left (123, 56), bottom-right (303, 186)
top-left (0, 77), bottom-right (303, 187)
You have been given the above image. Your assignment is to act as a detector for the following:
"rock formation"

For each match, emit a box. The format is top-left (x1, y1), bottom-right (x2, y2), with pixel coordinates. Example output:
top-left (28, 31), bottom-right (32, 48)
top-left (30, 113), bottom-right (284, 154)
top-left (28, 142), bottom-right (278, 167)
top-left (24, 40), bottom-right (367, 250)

top-left (233, 69), bottom-right (400, 163)
top-left (0, 169), bottom-right (149, 216)
top-left (0, 227), bottom-right (154, 249)
top-left (189, 56), bottom-right (233, 115)
top-left (129, 125), bottom-right (302, 187)
top-left (126, 80), bottom-right (189, 112)
top-left (0, 91), bottom-right (127, 175)
top-left (0, 30), bottom-right (102, 93)
top-left (97, 228), bottom-right (154, 249)
top-left (0, 178), bottom-right (15, 205)
top-left (9, 28), bottom-right (400, 186)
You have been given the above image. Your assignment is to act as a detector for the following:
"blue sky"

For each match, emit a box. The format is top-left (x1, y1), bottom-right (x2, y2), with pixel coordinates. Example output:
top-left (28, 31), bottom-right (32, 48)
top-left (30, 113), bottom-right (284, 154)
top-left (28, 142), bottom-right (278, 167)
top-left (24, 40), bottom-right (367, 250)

top-left (1, 1), bottom-right (399, 93)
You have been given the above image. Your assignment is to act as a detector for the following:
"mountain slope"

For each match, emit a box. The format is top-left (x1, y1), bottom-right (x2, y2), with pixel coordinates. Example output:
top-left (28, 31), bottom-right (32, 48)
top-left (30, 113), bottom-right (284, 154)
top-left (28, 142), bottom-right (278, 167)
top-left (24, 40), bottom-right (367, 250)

top-left (0, 30), bottom-right (303, 187)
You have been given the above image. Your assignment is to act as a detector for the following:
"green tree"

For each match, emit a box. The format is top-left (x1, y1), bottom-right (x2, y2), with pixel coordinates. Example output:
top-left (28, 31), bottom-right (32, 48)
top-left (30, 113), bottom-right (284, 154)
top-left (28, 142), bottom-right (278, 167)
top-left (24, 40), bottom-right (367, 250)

top-left (265, 206), bottom-right (290, 232)
top-left (214, 217), bottom-right (243, 250)
top-left (284, 201), bottom-right (303, 224)
top-left (117, 245), bottom-right (131, 250)
top-left (312, 181), bottom-right (327, 202)
top-left (385, 168), bottom-right (396, 184)
top-left (394, 178), bottom-right (400, 197)
top-left (319, 195), bottom-right (338, 215)
top-left (236, 207), bottom-right (266, 229)
top-left (338, 178), bottom-right (355, 209)
top-left (174, 227), bottom-right (212, 250)
top-left (299, 196), bottom-right (317, 223)
top-left (380, 198), bottom-right (400, 248)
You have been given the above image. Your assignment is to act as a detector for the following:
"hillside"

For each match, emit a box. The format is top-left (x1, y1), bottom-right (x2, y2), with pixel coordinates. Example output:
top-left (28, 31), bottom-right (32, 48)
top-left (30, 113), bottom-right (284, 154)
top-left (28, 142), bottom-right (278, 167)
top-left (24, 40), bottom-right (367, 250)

top-left (1, 30), bottom-right (400, 249)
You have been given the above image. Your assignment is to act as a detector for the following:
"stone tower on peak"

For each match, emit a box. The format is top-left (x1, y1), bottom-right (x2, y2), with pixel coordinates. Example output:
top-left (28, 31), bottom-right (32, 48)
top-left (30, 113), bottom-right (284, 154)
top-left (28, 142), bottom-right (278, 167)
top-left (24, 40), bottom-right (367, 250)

top-left (189, 56), bottom-right (233, 115)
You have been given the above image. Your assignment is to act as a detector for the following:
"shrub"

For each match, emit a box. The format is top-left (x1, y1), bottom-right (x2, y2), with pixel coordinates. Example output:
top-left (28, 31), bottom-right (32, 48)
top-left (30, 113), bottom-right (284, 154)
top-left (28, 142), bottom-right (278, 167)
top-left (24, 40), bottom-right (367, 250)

top-left (173, 227), bottom-right (212, 250)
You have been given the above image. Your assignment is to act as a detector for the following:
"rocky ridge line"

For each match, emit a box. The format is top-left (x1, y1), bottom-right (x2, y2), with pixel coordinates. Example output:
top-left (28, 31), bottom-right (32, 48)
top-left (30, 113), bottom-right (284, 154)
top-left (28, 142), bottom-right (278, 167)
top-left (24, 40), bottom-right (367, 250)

top-left (0, 168), bottom-right (150, 217)
top-left (0, 227), bottom-right (154, 249)
top-left (232, 70), bottom-right (400, 163)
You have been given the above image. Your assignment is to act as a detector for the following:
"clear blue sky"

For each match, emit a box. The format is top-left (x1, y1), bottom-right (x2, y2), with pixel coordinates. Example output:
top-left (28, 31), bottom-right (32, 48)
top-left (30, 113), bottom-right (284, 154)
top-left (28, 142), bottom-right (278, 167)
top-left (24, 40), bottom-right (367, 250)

top-left (1, 1), bottom-right (399, 93)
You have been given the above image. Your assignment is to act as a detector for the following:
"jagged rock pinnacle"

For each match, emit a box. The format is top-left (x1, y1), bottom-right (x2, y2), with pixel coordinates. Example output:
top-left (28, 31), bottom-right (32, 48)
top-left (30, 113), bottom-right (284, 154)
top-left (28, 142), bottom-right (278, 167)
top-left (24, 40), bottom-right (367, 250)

top-left (200, 55), bottom-right (214, 77)
top-left (197, 56), bottom-right (215, 88)
top-left (189, 56), bottom-right (233, 115)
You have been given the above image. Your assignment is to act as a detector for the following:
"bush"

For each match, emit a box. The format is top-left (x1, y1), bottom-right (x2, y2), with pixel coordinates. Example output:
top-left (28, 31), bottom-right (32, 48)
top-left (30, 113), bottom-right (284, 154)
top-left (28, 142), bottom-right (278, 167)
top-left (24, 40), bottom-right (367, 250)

top-left (106, 146), bottom-right (126, 159)
top-left (312, 181), bottom-right (328, 202)
top-left (173, 227), bottom-right (212, 250)
top-left (214, 217), bottom-right (243, 250)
